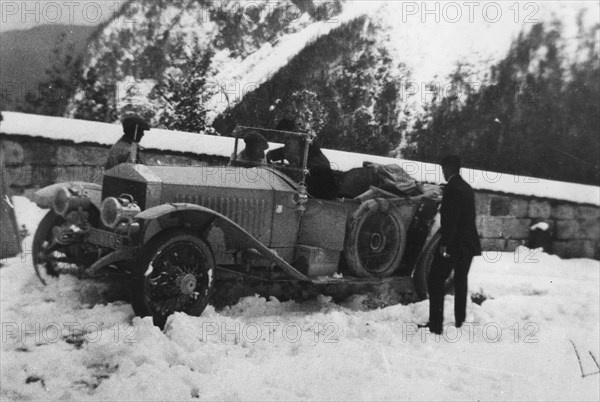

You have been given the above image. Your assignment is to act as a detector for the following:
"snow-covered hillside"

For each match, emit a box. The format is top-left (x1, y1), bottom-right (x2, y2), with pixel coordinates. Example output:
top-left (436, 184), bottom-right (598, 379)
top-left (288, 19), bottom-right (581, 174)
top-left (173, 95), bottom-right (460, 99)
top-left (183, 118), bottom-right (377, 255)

top-left (1, 197), bottom-right (598, 400)
top-left (66, 0), bottom-right (350, 123)
top-left (67, 0), bottom-right (598, 126)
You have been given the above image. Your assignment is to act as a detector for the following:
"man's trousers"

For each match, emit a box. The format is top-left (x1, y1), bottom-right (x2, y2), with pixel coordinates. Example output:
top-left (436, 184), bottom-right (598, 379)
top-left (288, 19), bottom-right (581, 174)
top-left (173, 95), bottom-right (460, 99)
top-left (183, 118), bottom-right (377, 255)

top-left (427, 246), bottom-right (474, 330)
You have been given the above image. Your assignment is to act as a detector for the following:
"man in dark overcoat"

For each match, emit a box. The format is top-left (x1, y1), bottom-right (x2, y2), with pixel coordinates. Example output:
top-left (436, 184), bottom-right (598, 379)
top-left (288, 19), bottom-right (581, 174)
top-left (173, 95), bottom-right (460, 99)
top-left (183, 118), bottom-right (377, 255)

top-left (426, 155), bottom-right (481, 334)
top-left (105, 115), bottom-right (150, 170)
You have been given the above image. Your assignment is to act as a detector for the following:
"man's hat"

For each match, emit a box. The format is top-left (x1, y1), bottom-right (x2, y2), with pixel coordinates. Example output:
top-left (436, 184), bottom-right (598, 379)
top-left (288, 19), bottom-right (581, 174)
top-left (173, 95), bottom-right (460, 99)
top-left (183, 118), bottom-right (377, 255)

top-left (441, 155), bottom-right (461, 169)
top-left (243, 131), bottom-right (268, 150)
top-left (121, 114), bottom-right (150, 132)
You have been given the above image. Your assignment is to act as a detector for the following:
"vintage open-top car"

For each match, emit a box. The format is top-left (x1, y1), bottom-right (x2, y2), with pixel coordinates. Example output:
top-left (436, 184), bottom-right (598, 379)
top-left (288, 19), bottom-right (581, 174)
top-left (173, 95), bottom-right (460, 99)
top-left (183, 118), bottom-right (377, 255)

top-left (31, 127), bottom-right (444, 327)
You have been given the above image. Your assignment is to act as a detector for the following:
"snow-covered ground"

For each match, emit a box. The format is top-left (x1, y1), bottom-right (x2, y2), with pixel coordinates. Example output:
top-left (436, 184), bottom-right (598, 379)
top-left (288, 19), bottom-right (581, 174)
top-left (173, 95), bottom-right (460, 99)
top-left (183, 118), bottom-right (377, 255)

top-left (1, 197), bottom-right (599, 401)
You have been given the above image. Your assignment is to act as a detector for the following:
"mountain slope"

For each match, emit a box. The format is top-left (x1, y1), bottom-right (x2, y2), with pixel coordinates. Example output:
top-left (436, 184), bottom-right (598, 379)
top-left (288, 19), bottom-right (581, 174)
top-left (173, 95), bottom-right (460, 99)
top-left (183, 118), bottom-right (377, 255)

top-left (0, 24), bottom-right (95, 110)
top-left (212, 14), bottom-right (410, 155)
top-left (63, 0), bottom-right (598, 159)
top-left (65, 0), bottom-right (348, 124)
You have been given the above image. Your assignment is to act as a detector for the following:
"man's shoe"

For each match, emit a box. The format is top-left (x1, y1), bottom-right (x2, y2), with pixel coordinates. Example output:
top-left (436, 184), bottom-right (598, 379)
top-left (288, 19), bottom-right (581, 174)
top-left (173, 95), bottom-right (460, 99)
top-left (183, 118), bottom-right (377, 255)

top-left (455, 321), bottom-right (464, 328)
top-left (417, 322), bottom-right (442, 334)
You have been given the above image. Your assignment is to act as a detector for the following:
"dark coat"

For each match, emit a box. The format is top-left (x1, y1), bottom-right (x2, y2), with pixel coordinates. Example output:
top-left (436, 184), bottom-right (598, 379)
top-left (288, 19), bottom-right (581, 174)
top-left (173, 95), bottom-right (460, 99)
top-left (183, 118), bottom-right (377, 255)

top-left (265, 146), bottom-right (285, 163)
top-left (440, 174), bottom-right (482, 256)
top-left (266, 145), bottom-right (337, 200)
top-left (1, 148), bottom-right (21, 259)
top-left (305, 152), bottom-right (337, 200)
top-left (104, 136), bottom-right (144, 170)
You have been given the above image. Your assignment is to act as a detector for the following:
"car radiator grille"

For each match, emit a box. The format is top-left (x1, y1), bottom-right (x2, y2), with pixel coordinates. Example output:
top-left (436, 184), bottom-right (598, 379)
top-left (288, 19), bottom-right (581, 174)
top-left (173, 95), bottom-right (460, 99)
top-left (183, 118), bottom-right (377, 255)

top-left (174, 194), bottom-right (268, 237)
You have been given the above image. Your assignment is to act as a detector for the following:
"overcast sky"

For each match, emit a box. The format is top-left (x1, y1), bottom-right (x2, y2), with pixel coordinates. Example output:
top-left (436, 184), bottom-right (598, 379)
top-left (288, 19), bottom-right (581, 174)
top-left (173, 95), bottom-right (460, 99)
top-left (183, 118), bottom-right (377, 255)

top-left (381, 0), bottom-right (599, 83)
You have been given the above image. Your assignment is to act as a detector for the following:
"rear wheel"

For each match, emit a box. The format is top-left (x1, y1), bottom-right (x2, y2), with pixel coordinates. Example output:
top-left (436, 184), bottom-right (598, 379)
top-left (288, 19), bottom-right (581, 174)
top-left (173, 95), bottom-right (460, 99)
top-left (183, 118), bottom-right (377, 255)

top-left (344, 199), bottom-right (406, 277)
top-left (412, 231), bottom-right (454, 300)
top-left (131, 229), bottom-right (215, 328)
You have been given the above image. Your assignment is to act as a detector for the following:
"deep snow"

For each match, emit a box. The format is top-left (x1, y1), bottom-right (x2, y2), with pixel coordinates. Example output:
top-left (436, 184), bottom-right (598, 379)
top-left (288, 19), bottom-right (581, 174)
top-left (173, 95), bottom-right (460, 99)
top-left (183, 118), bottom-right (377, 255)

top-left (1, 197), bottom-right (599, 401)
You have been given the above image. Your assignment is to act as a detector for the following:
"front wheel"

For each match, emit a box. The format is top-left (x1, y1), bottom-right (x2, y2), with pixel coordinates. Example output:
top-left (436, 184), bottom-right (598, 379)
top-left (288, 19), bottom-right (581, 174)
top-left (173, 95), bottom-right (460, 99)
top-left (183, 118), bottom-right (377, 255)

top-left (32, 210), bottom-right (67, 285)
top-left (412, 231), bottom-right (454, 300)
top-left (32, 208), bottom-right (100, 284)
top-left (131, 229), bottom-right (215, 328)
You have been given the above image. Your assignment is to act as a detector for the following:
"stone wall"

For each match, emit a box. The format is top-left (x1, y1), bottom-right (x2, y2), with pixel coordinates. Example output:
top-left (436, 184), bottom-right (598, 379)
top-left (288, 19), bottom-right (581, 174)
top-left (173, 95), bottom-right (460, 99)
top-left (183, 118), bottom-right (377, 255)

top-left (1, 133), bottom-right (598, 260)
top-left (0, 134), bottom-right (228, 196)
top-left (475, 193), bottom-right (599, 259)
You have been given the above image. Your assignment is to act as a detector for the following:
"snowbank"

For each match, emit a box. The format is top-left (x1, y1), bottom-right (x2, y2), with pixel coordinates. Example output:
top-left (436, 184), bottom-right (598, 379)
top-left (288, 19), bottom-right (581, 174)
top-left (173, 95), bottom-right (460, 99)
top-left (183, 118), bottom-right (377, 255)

top-left (1, 111), bottom-right (599, 206)
top-left (1, 197), bottom-right (599, 401)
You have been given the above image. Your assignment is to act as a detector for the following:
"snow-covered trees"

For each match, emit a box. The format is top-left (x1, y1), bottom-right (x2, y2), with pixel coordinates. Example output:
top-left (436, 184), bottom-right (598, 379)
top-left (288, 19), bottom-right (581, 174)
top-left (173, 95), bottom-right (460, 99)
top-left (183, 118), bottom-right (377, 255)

top-left (405, 16), bottom-right (600, 186)
top-left (151, 49), bottom-right (214, 133)
top-left (213, 16), bottom-right (408, 156)
top-left (66, 0), bottom-right (345, 127)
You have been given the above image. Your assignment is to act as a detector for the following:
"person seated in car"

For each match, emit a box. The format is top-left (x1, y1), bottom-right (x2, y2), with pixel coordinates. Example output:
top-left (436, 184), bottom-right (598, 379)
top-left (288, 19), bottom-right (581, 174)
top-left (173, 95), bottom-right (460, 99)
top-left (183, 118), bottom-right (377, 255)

top-left (236, 131), bottom-right (269, 165)
top-left (265, 118), bottom-right (306, 167)
top-left (105, 114), bottom-right (150, 170)
top-left (267, 135), bottom-right (337, 200)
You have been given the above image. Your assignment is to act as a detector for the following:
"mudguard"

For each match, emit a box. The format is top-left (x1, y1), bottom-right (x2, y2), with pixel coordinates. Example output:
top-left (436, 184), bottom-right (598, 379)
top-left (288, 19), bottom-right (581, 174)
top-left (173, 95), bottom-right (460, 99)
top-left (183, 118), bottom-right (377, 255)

top-left (413, 212), bottom-right (441, 263)
top-left (31, 182), bottom-right (102, 211)
top-left (424, 213), bottom-right (441, 247)
top-left (135, 203), bottom-right (310, 282)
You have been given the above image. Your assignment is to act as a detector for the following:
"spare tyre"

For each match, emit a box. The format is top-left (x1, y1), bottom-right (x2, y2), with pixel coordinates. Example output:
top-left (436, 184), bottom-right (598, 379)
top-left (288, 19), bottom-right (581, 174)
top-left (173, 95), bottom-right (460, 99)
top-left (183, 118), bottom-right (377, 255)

top-left (344, 198), bottom-right (406, 277)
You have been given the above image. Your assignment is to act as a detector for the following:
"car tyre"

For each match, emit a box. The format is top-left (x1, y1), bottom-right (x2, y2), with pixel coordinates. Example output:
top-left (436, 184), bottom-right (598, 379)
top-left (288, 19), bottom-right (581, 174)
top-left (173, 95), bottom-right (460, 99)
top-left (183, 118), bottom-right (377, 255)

top-left (344, 198), bottom-right (406, 278)
top-left (32, 210), bottom-right (66, 285)
top-left (131, 229), bottom-right (215, 328)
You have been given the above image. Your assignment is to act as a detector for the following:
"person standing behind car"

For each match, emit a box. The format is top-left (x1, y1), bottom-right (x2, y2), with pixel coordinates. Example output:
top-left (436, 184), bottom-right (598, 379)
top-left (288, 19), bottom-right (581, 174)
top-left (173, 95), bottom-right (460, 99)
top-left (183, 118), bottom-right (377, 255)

top-left (426, 155), bottom-right (481, 334)
top-left (104, 114), bottom-right (150, 170)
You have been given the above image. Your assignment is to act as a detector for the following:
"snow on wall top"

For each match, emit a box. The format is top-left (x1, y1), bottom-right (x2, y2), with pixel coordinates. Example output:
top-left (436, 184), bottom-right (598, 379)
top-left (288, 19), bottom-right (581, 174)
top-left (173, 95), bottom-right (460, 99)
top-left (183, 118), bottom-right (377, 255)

top-left (1, 112), bottom-right (598, 206)
top-left (0, 112), bottom-right (234, 159)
